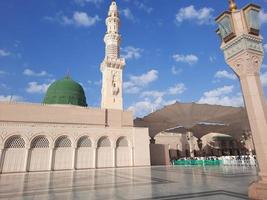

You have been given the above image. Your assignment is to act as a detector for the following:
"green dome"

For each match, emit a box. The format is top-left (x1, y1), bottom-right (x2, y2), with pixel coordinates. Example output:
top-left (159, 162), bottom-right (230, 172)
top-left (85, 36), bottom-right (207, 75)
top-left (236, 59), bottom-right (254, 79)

top-left (43, 76), bottom-right (87, 107)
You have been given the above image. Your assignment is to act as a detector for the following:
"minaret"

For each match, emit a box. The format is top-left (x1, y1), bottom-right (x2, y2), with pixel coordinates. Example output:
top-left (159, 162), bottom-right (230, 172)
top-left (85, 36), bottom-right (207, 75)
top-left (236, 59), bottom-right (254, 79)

top-left (100, 0), bottom-right (125, 110)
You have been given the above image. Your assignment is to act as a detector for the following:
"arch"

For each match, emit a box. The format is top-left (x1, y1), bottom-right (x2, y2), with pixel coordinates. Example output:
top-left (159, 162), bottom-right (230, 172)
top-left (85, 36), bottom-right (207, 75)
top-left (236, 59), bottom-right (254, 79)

top-left (4, 136), bottom-right (25, 148)
top-left (76, 136), bottom-right (94, 169)
top-left (31, 136), bottom-right (49, 148)
top-left (55, 136), bottom-right (72, 148)
top-left (115, 137), bottom-right (131, 167)
top-left (2, 135), bottom-right (27, 173)
top-left (116, 137), bottom-right (129, 147)
top-left (77, 136), bottom-right (92, 148)
top-left (97, 136), bottom-right (111, 147)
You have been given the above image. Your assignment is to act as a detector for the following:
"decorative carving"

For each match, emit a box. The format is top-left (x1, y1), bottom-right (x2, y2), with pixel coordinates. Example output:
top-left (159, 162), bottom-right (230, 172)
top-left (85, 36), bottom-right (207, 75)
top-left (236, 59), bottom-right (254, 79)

top-left (228, 52), bottom-right (263, 77)
top-left (223, 34), bottom-right (264, 60)
top-left (111, 71), bottom-right (120, 96)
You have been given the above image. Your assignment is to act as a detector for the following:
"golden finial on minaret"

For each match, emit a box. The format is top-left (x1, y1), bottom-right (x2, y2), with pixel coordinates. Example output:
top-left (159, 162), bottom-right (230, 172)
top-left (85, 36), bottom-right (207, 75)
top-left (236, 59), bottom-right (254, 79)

top-left (228, 0), bottom-right (237, 12)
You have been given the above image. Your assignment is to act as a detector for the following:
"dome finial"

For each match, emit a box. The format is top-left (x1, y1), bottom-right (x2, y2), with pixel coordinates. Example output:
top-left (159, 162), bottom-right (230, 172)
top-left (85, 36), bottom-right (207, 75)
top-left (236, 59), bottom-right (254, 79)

top-left (65, 68), bottom-right (71, 79)
top-left (228, 0), bottom-right (237, 12)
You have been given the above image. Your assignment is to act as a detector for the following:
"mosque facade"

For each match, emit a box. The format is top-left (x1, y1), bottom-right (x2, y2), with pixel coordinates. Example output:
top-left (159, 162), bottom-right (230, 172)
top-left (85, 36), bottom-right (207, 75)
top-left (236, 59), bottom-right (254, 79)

top-left (0, 1), bottom-right (150, 173)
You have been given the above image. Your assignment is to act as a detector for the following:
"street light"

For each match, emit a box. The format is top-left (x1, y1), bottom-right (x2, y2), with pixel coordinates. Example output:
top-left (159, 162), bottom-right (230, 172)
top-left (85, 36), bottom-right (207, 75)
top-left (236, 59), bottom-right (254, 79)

top-left (216, 1), bottom-right (267, 199)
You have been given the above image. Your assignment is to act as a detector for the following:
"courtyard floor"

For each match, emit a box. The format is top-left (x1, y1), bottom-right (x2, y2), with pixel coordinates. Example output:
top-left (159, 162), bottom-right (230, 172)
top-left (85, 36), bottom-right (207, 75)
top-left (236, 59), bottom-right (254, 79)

top-left (0, 165), bottom-right (258, 200)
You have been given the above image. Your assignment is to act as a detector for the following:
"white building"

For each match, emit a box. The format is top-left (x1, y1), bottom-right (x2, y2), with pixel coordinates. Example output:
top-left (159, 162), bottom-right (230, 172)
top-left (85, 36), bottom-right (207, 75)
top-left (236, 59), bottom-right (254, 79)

top-left (0, 1), bottom-right (150, 173)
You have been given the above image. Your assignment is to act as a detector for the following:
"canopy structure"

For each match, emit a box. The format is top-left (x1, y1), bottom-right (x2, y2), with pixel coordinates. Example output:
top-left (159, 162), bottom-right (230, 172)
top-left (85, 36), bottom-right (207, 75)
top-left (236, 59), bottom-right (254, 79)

top-left (134, 102), bottom-right (250, 139)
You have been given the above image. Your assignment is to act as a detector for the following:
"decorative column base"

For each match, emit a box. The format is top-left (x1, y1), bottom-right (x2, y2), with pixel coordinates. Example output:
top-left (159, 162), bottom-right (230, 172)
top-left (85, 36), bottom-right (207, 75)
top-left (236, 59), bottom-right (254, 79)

top-left (248, 180), bottom-right (267, 200)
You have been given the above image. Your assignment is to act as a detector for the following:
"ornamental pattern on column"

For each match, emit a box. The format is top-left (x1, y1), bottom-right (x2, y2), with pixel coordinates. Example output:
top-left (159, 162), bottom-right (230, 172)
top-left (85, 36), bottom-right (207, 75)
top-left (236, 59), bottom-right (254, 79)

top-left (227, 52), bottom-right (263, 77)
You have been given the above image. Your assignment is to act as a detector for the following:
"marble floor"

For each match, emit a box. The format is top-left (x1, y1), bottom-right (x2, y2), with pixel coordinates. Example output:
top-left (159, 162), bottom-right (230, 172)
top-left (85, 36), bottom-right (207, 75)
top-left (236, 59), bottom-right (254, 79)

top-left (0, 165), bottom-right (258, 200)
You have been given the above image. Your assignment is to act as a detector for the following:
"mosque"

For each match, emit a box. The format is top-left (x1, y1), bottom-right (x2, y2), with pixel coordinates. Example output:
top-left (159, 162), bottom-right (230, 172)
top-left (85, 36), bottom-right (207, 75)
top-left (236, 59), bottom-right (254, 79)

top-left (0, 1), bottom-right (150, 173)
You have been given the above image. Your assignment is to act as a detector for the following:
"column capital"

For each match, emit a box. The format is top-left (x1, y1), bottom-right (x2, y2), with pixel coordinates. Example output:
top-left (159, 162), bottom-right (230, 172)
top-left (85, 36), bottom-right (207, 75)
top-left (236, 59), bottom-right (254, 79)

top-left (227, 51), bottom-right (263, 77)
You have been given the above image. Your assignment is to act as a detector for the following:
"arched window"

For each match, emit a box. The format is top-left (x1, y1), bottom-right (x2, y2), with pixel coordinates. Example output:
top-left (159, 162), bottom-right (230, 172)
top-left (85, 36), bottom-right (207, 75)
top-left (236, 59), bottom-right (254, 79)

top-left (77, 136), bottom-right (92, 148)
top-left (116, 137), bottom-right (128, 147)
top-left (31, 136), bottom-right (49, 148)
top-left (5, 136), bottom-right (25, 148)
top-left (55, 136), bottom-right (71, 148)
top-left (97, 137), bottom-right (111, 147)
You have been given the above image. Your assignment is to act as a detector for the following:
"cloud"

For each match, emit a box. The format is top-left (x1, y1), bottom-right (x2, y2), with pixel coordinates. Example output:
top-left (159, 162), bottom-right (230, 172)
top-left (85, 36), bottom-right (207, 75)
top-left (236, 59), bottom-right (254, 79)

top-left (124, 70), bottom-right (158, 94)
top-left (168, 83), bottom-right (186, 95)
top-left (176, 5), bottom-right (214, 25)
top-left (260, 10), bottom-right (267, 25)
top-left (23, 68), bottom-right (51, 77)
top-left (128, 82), bottom-right (186, 117)
top-left (214, 70), bottom-right (237, 80)
top-left (0, 49), bottom-right (11, 57)
top-left (173, 54), bottom-right (199, 65)
top-left (121, 8), bottom-right (135, 21)
top-left (128, 94), bottom-right (175, 117)
top-left (134, 1), bottom-right (153, 14)
top-left (45, 11), bottom-right (100, 27)
top-left (209, 56), bottom-right (216, 63)
top-left (171, 66), bottom-right (182, 75)
top-left (26, 81), bottom-right (53, 94)
top-left (0, 70), bottom-right (7, 76)
top-left (74, 0), bottom-right (103, 6)
top-left (260, 71), bottom-right (267, 86)
top-left (121, 46), bottom-right (143, 60)
top-left (198, 85), bottom-right (243, 107)
top-left (0, 95), bottom-right (24, 102)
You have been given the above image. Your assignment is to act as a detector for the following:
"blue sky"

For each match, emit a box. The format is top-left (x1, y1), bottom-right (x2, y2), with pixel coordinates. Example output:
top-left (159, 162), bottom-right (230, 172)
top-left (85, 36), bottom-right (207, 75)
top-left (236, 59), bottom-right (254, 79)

top-left (0, 0), bottom-right (267, 117)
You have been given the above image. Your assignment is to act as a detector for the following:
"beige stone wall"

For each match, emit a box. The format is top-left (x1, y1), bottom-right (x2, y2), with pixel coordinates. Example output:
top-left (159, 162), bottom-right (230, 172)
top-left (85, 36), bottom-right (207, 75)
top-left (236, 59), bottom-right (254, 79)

top-left (0, 102), bottom-right (150, 173)
top-left (0, 102), bottom-right (133, 127)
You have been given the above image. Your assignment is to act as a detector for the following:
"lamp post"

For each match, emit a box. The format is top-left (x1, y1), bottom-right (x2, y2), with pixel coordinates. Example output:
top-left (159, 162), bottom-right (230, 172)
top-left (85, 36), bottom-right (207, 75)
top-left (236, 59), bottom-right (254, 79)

top-left (216, 1), bottom-right (267, 199)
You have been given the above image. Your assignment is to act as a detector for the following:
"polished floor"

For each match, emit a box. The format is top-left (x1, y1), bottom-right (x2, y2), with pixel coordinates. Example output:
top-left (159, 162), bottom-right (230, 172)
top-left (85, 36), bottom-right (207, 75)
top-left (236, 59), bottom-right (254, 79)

top-left (0, 165), bottom-right (258, 200)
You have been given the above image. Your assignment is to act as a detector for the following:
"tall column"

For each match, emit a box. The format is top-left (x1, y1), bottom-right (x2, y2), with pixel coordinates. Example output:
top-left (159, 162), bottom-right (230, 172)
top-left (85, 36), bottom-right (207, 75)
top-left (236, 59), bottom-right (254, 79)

top-left (0, 148), bottom-right (3, 173)
top-left (93, 146), bottom-right (97, 169)
top-left (101, 0), bottom-right (125, 110)
top-left (112, 145), bottom-right (116, 168)
top-left (24, 147), bottom-right (30, 172)
top-left (131, 146), bottom-right (134, 166)
top-left (215, 2), bottom-right (267, 198)
top-left (49, 148), bottom-right (54, 171)
top-left (72, 147), bottom-right (77, 170)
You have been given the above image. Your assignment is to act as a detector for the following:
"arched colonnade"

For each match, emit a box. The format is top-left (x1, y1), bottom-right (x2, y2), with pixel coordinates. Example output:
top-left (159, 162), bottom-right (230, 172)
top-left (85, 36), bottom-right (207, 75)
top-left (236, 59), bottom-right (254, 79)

top-left (0, 135), bottom-right (133, 173)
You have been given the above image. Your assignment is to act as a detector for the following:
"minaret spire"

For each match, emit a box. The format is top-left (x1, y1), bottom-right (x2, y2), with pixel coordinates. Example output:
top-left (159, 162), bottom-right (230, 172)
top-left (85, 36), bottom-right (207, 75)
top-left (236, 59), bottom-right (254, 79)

top-left (228, 0), bottom-right (237, 12)
top-left (100, 0), bottom-right (125, 110)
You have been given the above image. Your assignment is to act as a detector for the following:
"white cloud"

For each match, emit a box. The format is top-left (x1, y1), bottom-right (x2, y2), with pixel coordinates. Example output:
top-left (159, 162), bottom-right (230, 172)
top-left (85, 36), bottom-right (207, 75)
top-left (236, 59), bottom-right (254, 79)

top-left (260, 10), bottom-right (267, 25)
top-left (176, 5), bottom-right (214, 25)
top-left (128, 94), bottom-right (175, 117)
top-left (168, 83), bottom-right (186, 95)
top-left (209, 56), bottom-right (216, 63)
top-left (133, 1), bottom-right (153, 14)
top-left (198, 85), bottom-right (243, 107)
top-left (26, 81), bottom-right (53, 94)
top-left (46, 11), bottom-right (100, 27)
top-left (260, 71), bottom-right (267, 86)
top-left (0, 49), bottom-right (11, 57)
top-left (0, 95), bottom-right (24, 102)
top-left (121, 46), bottom-right (143, 60)
top-left (121, 8), bottom-right (135, 21)
top-left (74, 0), bottom-right (103, 6)
top-left (0, 70), bottom-right (7, 76)
top-left (23, 68), bottom-right (51, 77)
top-left (141, 90), bottom-right (165, 99)
top-left (171, 66), bottom-right (182, 75)
top-left (124, 70), bottom-right (158, 94)
top-left (128, 82), bottom-right (186, 117)
top-left (173, 54), bottom-right (198, 65)
top-left (214, 70), bottom-right (237, 80)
